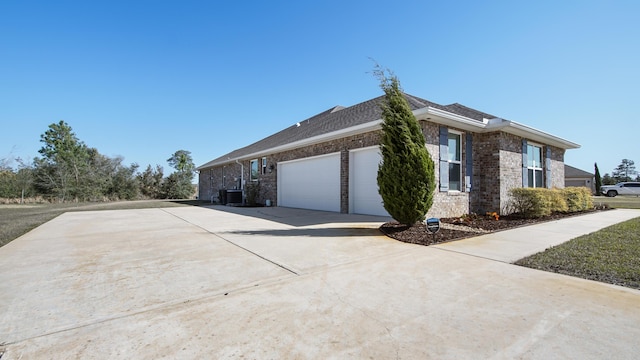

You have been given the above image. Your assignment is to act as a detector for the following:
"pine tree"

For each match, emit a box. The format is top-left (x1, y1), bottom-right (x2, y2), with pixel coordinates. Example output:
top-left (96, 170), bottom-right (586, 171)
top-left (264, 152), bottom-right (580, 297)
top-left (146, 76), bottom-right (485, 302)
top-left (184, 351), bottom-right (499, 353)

top-left (594, 162), bottom-right (602, 195)
top-left (375, 67), bottom-right (435, 226)
top-left (612, 159), bottom-right (636, 182)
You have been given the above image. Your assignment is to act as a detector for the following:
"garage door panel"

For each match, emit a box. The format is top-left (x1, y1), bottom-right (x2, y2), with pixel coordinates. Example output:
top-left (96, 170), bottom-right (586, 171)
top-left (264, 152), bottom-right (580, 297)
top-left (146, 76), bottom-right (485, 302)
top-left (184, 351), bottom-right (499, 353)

top-left (279, 154), bottom-right (340, 212)
top-left (350, 148), bottom-right (389, 217)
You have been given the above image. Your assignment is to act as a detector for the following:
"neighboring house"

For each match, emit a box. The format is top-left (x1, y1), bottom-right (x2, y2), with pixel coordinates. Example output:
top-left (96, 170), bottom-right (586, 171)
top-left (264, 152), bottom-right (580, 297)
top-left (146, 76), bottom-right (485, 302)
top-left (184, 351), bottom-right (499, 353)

top-left (197, 94), bottom-right (579, 217)
top-left (564, 164), bottom-right (595, 194)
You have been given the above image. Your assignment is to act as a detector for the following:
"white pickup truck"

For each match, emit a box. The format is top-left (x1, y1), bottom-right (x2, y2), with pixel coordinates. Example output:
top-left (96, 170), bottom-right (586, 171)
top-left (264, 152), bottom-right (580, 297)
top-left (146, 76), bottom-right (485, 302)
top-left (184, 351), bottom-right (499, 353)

top-left (600, 182), bottom-right (640, 197)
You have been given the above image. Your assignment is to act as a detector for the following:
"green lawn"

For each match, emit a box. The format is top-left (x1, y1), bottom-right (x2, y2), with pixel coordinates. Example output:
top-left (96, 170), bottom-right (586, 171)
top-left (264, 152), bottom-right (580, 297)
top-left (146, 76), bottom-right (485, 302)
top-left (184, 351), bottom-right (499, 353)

top-left (0, 200), bottom-right (208, 248)
top-left (593, 195), bottom-right (640, 209)
top-left (516, 217), bottom-right (640, 290)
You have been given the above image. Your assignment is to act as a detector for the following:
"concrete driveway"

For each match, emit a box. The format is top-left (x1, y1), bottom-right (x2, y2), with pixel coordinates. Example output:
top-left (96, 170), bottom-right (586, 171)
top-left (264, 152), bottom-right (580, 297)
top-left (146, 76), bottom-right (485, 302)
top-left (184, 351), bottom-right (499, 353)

top-left (1, 206), bottom-right (639, 359)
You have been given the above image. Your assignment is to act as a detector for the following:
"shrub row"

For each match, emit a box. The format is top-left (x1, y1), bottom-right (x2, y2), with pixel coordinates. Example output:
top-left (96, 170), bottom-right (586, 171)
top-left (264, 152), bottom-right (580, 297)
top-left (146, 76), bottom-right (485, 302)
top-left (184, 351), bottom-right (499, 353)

top-left (508, 187), bottom-right (593, 218)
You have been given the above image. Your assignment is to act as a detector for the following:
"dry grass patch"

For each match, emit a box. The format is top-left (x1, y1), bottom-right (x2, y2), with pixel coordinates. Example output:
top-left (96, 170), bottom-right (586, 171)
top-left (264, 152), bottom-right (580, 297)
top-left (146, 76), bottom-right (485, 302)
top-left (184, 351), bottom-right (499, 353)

top-left (0, 200), bottom-right (196, 247)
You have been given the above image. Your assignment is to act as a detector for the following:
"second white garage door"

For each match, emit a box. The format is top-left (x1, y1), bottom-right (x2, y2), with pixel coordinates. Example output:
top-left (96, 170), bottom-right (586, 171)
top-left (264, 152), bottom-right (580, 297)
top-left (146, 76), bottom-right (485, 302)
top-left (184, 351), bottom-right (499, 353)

top-left (349, 147), bottom-right (389, 216)
top-left (277, 153), bottom-right (341, 212)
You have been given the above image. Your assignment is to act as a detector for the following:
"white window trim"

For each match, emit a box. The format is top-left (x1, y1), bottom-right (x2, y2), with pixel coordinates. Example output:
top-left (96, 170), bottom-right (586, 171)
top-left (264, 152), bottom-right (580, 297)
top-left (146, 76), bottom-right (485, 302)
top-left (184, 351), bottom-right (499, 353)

top-left (261, 157), bottom-right (267, 175)
top-left (250, 159), bottom-right (259, 182)
top-left (526, 142), bottom-right (544, 188)
top-left (448, 130), bottom-right (463, 192)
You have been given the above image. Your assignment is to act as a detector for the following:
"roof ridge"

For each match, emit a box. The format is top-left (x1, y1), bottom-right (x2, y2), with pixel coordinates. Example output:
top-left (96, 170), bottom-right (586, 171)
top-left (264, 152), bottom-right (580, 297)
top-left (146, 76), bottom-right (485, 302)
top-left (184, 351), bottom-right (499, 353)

top-left (443, 102), bottom-right (496, 120)
top-left (197, 94), bottom-right (498, 169)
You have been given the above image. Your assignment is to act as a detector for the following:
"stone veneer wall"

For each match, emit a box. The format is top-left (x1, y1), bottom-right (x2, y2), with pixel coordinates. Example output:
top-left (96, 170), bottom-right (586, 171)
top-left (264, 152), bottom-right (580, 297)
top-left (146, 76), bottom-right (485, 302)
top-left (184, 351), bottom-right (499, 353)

top-left (550, 146), bottom-right (565, 189)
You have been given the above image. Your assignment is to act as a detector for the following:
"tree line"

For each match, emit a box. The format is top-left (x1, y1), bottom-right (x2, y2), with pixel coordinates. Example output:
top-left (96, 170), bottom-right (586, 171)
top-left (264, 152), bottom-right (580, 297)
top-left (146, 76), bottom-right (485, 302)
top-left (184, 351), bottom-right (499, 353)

top-left (0, 121), bottom-right (196, 203)
top-left (595, 159), bottom-right (638, 191)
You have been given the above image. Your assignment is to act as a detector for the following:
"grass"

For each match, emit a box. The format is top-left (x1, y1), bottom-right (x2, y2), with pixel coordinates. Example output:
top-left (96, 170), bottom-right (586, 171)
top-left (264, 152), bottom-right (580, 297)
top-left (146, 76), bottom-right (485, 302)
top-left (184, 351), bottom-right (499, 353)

top-left (516, 217), bottom-right (640, 290)
top-left (0, 200), bottom-right (210, 248)
top-left (593, 195), bottom-right (640, 209)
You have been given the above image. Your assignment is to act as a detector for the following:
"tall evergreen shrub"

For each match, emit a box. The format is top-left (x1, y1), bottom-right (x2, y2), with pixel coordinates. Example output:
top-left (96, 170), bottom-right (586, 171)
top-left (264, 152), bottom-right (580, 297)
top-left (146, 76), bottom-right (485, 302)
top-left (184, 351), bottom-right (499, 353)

top-left (375, 68), bottom-right (435, 226)
top-left (594, 162), bottom-right (602, 195)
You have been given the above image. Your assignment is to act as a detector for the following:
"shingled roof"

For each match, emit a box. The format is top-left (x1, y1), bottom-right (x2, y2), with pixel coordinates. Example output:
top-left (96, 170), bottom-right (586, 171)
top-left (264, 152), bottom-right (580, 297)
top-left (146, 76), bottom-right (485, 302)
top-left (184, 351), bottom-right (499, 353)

top-left (198, 93), bottom-right (495, 169)
top-left (565, 164), bottom-right (594, 178)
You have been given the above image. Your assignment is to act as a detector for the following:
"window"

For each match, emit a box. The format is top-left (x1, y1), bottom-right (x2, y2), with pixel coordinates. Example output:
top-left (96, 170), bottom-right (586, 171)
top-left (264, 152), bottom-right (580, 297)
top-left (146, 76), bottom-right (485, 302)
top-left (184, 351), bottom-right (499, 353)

top-left (448, 132), bottom-right (462, 191)
top-left (261, 157), bottom-right (267, 175)
top-left (250, 159), bottom-right (259, 181)
top-left (526, 144), bottom-right (543, 188)
top-left (439, 127), bottom-right (471, 192)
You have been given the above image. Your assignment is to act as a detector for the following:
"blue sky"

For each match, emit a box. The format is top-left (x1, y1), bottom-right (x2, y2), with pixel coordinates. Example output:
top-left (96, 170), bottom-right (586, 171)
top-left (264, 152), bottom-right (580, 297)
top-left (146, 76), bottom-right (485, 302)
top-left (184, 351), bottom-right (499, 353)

top-left (1, 0), bottom-right (638, 177)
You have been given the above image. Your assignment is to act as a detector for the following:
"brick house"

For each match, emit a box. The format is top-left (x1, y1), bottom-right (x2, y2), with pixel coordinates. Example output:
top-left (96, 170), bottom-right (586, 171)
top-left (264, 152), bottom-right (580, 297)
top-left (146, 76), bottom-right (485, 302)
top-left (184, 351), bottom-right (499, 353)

top-left (197, 94), bottom-right (579, 217)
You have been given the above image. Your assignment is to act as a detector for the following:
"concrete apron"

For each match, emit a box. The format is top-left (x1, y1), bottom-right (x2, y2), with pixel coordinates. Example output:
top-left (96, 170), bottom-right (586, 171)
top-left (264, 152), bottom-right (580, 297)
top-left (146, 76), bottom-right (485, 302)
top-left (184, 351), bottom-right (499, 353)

top-left (0, 207), bottom-right (639, 359)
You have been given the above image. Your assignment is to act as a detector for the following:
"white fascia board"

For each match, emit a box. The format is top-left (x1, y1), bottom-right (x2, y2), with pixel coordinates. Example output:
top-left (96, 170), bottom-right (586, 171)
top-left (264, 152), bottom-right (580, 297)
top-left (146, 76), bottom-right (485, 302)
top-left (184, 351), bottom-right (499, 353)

top-left (202, 120), bottom-right (384, 168)
top-left (416, 107), bottom-right (580, 149)
top-left (487, 119), bottom-right (580, 149)
top-left (413, 107), bottom-right (487, 132)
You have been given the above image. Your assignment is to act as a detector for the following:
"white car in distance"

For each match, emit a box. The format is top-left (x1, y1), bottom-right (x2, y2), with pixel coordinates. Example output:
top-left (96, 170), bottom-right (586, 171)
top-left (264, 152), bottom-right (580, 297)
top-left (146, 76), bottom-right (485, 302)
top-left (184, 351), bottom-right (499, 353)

top-left (600, 182), bottom-right (640, 197)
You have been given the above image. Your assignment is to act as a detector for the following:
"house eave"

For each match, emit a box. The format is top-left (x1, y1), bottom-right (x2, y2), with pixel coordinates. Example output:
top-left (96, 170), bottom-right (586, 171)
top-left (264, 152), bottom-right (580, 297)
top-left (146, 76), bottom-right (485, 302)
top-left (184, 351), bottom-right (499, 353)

top-left (198, 106), bottom-right (580, 170)
top-left (416, 107), bottom-right (580, 150)
top-left (414, 107), bottom-right (487, 132)
top-left (485, 118), bottom-right (580, 150)
top-left (198, 120), bottom-right (384, 169)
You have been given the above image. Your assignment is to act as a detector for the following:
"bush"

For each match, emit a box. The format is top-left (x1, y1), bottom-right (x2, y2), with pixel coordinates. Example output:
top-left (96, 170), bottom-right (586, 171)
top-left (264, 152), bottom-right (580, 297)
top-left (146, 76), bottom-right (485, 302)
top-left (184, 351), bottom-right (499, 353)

top-left (562, 187), bottom-right (593, 212)
top-left (508, 187), bottom-right (594, 218)
top-left (508, 188), bottom-right (555, 218)
top-left (549, 188), bottom-right (569, 213)
top-left (245, 182), bottom-right (261, 206)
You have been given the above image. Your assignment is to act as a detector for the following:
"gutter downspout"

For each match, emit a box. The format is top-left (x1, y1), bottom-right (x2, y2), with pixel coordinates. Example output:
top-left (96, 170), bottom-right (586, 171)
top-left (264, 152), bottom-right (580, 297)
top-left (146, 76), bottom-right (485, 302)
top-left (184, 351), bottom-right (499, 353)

top-left (235, 159), bottom-right (244, 204)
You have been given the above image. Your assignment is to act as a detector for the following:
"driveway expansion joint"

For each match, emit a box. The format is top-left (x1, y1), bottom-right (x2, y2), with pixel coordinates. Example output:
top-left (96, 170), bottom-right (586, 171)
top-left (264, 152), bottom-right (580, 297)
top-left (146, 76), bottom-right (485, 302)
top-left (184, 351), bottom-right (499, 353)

top-left (160, 209), bottom-right (300, 275)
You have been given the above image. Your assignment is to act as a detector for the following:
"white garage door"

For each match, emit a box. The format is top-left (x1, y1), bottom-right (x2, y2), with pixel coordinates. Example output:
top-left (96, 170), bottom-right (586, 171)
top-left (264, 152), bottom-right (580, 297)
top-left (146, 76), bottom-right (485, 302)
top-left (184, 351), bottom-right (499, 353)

top-left (349, 147), bottom-right (389, 216)
top-left (278, 153), bottom-right (340, 212)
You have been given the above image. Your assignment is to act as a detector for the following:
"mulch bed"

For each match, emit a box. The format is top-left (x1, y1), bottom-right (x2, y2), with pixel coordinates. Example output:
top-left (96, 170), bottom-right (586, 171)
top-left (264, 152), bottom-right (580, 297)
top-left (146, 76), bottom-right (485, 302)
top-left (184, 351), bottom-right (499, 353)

top-left (380, 210), bottom-right (604, 246)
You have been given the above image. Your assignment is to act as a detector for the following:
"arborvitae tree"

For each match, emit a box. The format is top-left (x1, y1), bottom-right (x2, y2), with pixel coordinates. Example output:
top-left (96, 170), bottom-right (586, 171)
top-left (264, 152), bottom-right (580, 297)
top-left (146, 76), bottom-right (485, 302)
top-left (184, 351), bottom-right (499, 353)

top-left (594, 162), bottom-right (602, 195)
top-left (375, 67), bottom-right (435, 226)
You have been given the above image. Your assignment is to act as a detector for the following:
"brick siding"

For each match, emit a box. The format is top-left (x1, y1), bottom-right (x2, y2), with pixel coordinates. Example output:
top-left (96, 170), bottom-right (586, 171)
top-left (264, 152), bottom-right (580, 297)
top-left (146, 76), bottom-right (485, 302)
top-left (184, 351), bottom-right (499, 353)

top-left (199, 122), bottom-right (566, 217)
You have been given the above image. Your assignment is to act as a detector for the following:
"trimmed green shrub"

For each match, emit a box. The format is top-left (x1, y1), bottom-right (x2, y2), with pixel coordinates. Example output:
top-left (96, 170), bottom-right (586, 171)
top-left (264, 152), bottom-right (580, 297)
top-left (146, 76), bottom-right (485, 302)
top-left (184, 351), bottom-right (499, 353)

top-left (509, 187), bottom-right (594, 218)
top-left (509, 188), bottom-right (549, 218)
top-left (549, 188), bottom-right (569, 213)
top-left (562, 186), bottom-right (593, 212)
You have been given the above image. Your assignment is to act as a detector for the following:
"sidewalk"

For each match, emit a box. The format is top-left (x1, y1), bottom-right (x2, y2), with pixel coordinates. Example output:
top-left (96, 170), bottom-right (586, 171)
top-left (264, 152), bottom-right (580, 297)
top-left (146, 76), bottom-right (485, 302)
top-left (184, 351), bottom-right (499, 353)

top-left (433, 208), bottom-right (640, 262)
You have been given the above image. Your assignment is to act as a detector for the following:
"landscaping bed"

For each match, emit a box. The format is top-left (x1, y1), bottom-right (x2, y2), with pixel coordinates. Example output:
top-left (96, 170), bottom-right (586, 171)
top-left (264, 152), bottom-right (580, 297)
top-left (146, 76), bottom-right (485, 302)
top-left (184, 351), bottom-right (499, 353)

top-left (380, 210), bottom-right (603, 246)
